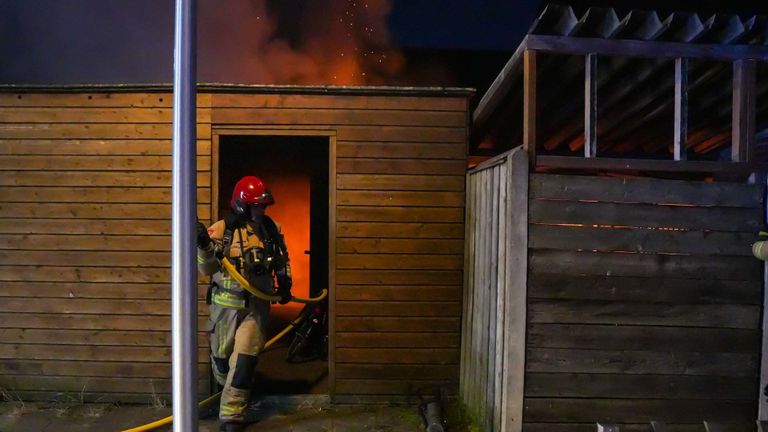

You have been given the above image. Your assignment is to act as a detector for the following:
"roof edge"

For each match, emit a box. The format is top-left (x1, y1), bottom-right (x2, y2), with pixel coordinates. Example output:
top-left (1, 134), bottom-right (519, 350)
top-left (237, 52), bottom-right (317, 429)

top-left (0, 83), bottom-right (475, 97)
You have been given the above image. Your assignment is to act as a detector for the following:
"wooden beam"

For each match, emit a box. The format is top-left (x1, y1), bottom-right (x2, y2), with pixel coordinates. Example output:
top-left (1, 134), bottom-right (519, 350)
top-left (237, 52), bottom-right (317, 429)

top-left (459, 171), bottom-right (475, 406)
top-left (328, 134), bottom-right (338, 398)
top-left (524, 34), bottom-right (768, 61)
top-left (524, 49), bottom-right (538, 164)
top-left (674, 57), bottom-right (689, 161)
top-left (732, 59), bottom-right (757, 163)
top-left (585, 53), bottom-right (598, 158)
top-left (536, 155), bottom-right (754, 175)
top-left (501, 147), bottom-right (529, 432)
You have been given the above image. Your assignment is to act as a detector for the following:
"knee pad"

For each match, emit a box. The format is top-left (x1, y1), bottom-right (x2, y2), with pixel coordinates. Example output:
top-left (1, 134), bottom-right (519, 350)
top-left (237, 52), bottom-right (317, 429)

top-left (231, 353), bottom-right (258, 390)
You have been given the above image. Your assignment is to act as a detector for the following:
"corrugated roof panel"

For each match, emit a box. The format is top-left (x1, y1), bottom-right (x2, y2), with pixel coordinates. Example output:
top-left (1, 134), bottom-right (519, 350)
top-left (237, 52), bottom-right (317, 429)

top-left (697, 14), bottom-right (746, 44)
top-left (527, 6), bottom-right (767, 46)
top-left (572, 7), bottom-right (621, 38)
top-left (528, 4), bottom-right (579, 36)
top-left (657, 12), bottom-right (706, 42)
top-left (612, 10), bottom-right (667, 41)
top-left (739, 16), bottom-right (768, 45)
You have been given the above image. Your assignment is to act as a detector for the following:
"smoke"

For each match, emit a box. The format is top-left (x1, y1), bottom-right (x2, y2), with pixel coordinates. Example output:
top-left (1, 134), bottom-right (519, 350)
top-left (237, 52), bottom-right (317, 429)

top-left (198, 0), bottom-right (407, 85)
top-left (0, 0), bottom-right (450, 86)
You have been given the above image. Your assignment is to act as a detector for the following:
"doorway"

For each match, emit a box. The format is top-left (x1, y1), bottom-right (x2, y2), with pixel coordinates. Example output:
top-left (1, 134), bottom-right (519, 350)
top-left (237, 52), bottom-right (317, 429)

top-left (214, 132), bottom-right (331, 395)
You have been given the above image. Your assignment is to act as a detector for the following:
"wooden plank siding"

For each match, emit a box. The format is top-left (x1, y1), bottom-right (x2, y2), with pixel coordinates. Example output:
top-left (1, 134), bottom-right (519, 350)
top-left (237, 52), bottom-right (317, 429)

top-left (525, 173), bottom-right (764, 430)
top-left (0, 91), bottom-right (212, 402)
top-left (209, 91), bottom-right (469, 400)
top-left (0, 88), bottom-right (470, 402)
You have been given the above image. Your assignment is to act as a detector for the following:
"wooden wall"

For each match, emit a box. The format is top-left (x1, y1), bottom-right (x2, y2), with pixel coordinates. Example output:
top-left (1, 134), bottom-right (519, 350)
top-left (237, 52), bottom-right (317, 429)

top-left (0, 92), bottom-right (212, 402)
top-left (209, 92), bottom-right (469, 402)
top-left (526, 173), bottom-right (764, 431)
top-left (0, 88), bottom-right (470, 403)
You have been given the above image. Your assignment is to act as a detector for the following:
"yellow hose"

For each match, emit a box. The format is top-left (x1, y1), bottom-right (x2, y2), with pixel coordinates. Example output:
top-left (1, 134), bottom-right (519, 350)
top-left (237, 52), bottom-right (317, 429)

top-left (121, 306), bottom-right (315, 432)
top-left (121, 260), bottom-right (326, 432)
top-left (220, 258), bottom-right (328, 304)
top-left (121, 391), bottom-right (221, 432)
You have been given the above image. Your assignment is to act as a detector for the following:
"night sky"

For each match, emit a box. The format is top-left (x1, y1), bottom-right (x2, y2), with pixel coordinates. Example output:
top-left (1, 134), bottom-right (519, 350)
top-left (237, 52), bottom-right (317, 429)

top-left (0, 0), bottom-right (766, 88)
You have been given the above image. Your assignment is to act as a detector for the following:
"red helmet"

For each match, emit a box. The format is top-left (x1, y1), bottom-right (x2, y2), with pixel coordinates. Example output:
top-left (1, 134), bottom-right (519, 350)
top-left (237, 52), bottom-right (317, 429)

top-left (230, 176), bottom-right (275, 214)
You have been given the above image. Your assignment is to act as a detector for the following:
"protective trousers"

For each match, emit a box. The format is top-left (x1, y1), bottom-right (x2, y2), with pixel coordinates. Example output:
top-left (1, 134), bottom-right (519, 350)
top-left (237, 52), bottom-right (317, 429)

top-left (208, 298), bottom-right (270, 423)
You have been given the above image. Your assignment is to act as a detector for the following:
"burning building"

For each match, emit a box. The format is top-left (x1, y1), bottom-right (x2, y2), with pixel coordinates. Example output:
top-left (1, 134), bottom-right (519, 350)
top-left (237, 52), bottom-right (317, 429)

top-left (1, 2), bottom-right (768, 431)
top-left (0, 0), bottom-right (472, 409)
top-left (0, 85), bottom-right (471, 403)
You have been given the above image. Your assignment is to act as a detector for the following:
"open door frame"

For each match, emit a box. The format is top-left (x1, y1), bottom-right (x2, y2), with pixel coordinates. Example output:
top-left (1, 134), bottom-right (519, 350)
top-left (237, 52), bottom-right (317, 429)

top-left (211, 127), bottom-right (337, 396)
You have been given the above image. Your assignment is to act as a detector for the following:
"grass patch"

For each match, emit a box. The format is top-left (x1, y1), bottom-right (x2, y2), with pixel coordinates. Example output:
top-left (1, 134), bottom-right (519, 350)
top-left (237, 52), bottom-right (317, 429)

top-left (444, 398), bottom-right (484, 432)
top-left (0, 388), bottom-right (29, 418)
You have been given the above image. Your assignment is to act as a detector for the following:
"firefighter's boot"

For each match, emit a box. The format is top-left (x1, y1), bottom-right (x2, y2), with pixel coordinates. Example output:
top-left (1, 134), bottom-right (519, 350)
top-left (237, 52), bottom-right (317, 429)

top-left (219, 421), bottom-right (246, 432)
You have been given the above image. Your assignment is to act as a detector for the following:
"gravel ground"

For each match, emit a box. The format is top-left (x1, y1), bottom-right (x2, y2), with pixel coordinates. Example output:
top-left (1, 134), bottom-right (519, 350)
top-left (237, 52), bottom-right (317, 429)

top-left (0, 398), bottom-right (429, 432)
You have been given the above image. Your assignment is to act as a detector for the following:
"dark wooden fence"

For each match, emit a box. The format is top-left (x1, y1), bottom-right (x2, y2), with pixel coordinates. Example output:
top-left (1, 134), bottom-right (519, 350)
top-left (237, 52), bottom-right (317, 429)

top-left (461, 148), bottom-right (528, 431)
top-left (527, 173), bottom-right (764, 431)
top-left (462, 159), bottom-right (765, 431)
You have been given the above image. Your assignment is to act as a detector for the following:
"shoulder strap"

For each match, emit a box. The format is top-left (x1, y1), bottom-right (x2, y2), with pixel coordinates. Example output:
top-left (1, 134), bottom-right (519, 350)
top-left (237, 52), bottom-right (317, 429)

top-left (261, 216), bottom-right (279, 242)
top-left (223, 216), bottom-right (246, 273)
top-left (262, 216), bottom-right (288, 261)
top-left (222, 214), bottom-right (240, 249)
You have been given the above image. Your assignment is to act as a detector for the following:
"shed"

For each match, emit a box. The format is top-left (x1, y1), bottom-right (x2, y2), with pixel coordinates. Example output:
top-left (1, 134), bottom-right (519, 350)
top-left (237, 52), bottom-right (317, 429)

top-left (0, 85), bottom-right (472, 404)
top-left (461, 5), bottom-right (768, 432)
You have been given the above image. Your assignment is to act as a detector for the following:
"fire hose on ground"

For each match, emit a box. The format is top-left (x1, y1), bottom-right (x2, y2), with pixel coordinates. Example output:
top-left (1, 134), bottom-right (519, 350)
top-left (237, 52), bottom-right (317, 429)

top-left (121, 258), bottom-right (328, 432)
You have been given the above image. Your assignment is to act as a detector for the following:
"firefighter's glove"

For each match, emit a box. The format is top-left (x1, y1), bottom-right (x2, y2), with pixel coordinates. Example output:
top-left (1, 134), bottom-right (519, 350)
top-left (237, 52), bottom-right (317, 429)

top-left (276, 269), bottom-right (292, 304)
top-left (277, 272), bottom-right (292, 291)
top-left (753, 230), bottom-right (768, 261)
top-left (277, 289), bottom-right (293, 304)
top-left (196, 221), bottom-right (212, 249)
top-left (277, 285), bottom-right (292, 305)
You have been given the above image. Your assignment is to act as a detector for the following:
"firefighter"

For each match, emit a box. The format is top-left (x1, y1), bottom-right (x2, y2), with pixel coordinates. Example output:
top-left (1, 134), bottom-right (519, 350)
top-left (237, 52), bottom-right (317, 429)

top-left (196, 175), bottom-right (292, 432)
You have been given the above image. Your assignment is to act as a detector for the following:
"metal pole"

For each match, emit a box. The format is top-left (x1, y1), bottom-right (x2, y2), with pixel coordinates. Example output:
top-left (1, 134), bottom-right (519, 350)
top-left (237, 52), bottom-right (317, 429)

top-left (760, 173), bottom-right (768, 421)
top-left (171, 0), bottom-right (197, 429)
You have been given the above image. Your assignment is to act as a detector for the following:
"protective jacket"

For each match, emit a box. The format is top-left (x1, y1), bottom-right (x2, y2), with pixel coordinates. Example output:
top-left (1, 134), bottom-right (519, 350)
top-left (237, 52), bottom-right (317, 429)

top-left (197, 215), bottom-right (291, 423)
top-left (198, 216), bottom-right (292, 309)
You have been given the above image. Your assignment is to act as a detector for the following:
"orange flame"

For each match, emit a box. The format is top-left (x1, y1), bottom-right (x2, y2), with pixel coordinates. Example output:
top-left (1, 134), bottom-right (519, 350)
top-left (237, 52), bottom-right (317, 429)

top-left (199, 0), bottom-right (407, 85)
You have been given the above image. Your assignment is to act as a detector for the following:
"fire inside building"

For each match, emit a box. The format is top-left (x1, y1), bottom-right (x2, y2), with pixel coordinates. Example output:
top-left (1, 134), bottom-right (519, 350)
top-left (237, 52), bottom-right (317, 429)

top-left (0, 3), bottom-right (768, 432)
